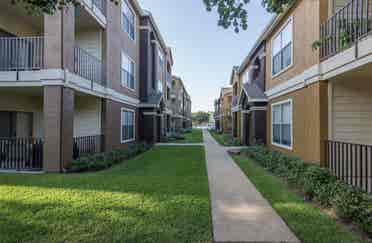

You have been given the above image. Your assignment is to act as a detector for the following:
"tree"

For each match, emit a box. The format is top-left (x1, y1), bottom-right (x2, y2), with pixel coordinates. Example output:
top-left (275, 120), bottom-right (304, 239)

top-left (192, 111), bottom-right (210, 125)
top-left (12, 0), bottom-right (292, 32)
top-left (11, 0), bottom-right (117, 14)
top-left (203, 0), bottom-right (294, 32)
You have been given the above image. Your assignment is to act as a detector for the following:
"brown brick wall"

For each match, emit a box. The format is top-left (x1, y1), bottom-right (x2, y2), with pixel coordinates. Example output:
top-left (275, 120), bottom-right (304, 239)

top-left (102, 99), bottom-right (139, 151)
top-left (43, 86), bottom-right (74, 172)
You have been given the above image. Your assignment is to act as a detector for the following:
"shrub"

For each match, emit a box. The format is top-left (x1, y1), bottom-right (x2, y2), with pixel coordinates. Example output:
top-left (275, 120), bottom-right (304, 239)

top-left (331, 184), bottom-right (366, 220)
top-left (69, 142), bottom-right (150, 173)
top-left (302, 165), bottom-right (335, 199)
top-left (241, 145), bottom-right (372, 236)
top-left (221, 134), bottom-right (241, 146)
top-left (359, 204), bottom-right (372, 236)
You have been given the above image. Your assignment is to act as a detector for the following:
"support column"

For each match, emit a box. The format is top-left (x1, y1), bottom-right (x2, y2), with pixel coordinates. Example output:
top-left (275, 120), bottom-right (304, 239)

top-left (44, 7), bottom-right (75, 70)
top-left (319, 81), bottom-right (329, 166)
top-left (43, 86), bottom-right (74, 172)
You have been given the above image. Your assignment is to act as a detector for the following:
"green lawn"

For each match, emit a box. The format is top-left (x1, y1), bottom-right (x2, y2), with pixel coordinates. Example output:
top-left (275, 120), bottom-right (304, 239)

top-left (233, 155), bottom-right (363, 243)
top-left (0, 146), bottom-right (212, 243)
top-left (174, 129), bottom-right (203, 143)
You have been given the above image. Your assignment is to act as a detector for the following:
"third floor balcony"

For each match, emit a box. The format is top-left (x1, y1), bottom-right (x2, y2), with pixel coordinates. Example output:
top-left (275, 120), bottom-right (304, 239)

top-left (320, 0), bottom-right (372, 60)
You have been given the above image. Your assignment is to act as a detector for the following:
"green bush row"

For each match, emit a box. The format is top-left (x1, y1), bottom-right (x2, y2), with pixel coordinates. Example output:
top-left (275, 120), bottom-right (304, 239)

top-left (221, 133), bottom-right (241, 146)
top-left (69, 142), bottom-right (151, 172)
top-left (242, 146), bottom-right (372, 236)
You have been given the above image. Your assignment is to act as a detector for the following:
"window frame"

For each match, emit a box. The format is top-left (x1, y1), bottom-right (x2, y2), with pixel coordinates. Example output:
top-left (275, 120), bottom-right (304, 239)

top-left (121, 52), bottom-right (136, 91)
top-left (271, 99), bottom-right (293, 150)
top-left (121, 0), bottom-right (136, 41)
top-left (271, 16), bottom-right (293, 78)
top-left (120, 108), bottom-right (136, 144)
top-left (157, 47), bottom-right (165, 93)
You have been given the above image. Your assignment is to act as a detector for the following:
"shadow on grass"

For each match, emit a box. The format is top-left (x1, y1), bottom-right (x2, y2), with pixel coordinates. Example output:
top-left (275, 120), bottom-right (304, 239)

top-left (0, 146), bottom-right (212, 243)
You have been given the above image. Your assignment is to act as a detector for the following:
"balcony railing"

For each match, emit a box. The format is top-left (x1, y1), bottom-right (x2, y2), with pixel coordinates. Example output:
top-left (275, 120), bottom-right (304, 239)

top-left (320, 0), bottom-right (372, 60)
top-left (325, 140), bottom-right (372, 194)
top-left (0, 37), bottom-right (44, 71)
top-left (74, 46), bottom-right (104, 86)
top-left (93, 0), bottom-right (107, 16)
top-left (73, 135), bottom-right (104, 160)
top-left (0, 137), bottom-right (43, 171)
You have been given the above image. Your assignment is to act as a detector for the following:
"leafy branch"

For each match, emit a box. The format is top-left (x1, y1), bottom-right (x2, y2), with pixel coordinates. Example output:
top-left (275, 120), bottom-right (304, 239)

top-left (203, 0), bottom-right (294, 32)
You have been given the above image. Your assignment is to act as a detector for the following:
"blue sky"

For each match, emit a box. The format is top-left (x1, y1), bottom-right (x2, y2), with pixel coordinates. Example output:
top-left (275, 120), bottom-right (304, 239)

top-left (138, 0), bottom-right (272, 112)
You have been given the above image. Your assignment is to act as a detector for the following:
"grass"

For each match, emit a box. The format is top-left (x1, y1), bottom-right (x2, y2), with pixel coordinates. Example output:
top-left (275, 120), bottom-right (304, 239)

top-left (233, 155), bottom-right (363, 243)
top-left (173, 129), bottom-right (203, 143)
top-left (0, 146), bottom-right (212, 243)
top-left (209, 130), bottom-right (240, 146)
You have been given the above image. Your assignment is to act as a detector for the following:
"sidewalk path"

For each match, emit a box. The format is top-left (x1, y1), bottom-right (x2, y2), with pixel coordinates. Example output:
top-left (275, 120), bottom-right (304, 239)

top-left (203, 130), bottom-right (299, 243)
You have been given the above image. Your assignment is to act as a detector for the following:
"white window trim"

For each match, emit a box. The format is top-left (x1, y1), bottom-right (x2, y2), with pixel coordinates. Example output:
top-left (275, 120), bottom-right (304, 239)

top-left (271, 16), bottom-right (294, 79)
top-left (121, 51), bottom-right (136, 91)
top-left (271, 98), bottom-right (293, 150)
top-left (120, 107), bottom-right (136, 143)
top-left (121, 0), bottom-right (136, 42)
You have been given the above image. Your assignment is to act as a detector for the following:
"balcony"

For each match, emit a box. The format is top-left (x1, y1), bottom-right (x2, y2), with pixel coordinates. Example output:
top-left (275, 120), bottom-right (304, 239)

top-left (0, 37), bottom-right (44, 71)
top-left (74, 46), bottom-right (104, 86)
top-left (320, 0), bottom-right (372, 60)
top-left (325, 140), bottom-right (372, 194)
top-left (0, 137), bottom-right (43, 171)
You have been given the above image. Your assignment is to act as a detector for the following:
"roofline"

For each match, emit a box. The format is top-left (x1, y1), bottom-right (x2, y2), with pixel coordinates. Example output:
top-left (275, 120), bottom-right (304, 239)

top-left (142, 10), bottom-right (168, 51)
top-left (229, 66), bottom-right (239, 85)
top-left (131, 0), bottom-right (144, 16)
top-left (238, 1), bottom-right (296, 74)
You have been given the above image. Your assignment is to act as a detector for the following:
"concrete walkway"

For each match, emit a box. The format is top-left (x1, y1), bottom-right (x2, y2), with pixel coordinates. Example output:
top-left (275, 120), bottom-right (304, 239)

top-left (203, 130), bottom-right (299, 243)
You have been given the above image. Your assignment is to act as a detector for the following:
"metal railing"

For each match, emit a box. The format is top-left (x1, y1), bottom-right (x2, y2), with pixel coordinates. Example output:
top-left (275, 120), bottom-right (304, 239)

top-left (73, 135), bottom-right (104, 160)
top-left (74, 46), bottom-right (104, 86)
top-left (0, 37), bottom-right (44, 71)
top-left (93, 0), bottom-right (107, 16)
top-left (325, 140), bottom-right (372, 194)
top-left (0, 137), bottom-right (43, 171)
top-left (320, 0), bottom-right (372, 60)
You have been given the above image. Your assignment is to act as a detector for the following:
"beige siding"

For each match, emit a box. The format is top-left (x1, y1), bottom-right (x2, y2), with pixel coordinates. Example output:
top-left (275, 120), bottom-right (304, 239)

top-left (75, 29), bottom-right (103, 60)
top-left (332, 79), bottom-right (372, 145)
top-left (267, 81), bottom-right (328, 164)
top-left (0, 10), bottom-right (41, 36)
top-left (74, 96), bottom-right (102, 137)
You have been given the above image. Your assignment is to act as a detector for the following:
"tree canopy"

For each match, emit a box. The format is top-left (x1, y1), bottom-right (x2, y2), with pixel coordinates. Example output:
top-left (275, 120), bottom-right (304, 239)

top-left (12, 0), bottom-right (292, 32)
top-left (203, 0), bottom-right (294, 32)
top-left (192, 111), bottom-right (211, 125)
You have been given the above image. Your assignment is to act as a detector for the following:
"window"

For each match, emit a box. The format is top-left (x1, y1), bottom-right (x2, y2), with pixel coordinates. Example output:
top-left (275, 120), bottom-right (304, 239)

top-left (157, 48), bottom-right (164, 93)
top-left (242, 70), bottom-right (250, 83)
top-left (272, 100), bottom-right (292, 149)
top-left (122, 0), bottom-right (135, 40)
top-left (272, 18), bottom-right (293, 76)
top-left (121, 109), bottom-right (135, 143)
top-left (121, 53), bottom-right (135, 90)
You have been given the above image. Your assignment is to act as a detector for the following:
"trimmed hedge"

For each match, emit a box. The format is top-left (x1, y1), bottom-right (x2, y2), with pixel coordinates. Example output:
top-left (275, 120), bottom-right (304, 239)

top-left (69, 142), bottom-right (151, 172)
top-left (242, 146), bottom-right (372, 236)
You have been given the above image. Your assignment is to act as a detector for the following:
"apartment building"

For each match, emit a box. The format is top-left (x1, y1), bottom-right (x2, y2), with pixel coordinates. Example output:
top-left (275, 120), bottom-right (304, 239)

top-left (138, 10), bottom-right (172, 143)
top-left (169, 76), bottom-right (192, 132)
top-left (219, 87), bottom-right (233, 133)
top-left (214, 98), bottom-right (221, 131)
top-left (263, 0), bottom-right (372, 191)
top-left (235, 38), bottom-right (267, 145)
top-left (183, 89), bottom-right (192, 129)
top-left (0, 0), bottom-right (186, 173)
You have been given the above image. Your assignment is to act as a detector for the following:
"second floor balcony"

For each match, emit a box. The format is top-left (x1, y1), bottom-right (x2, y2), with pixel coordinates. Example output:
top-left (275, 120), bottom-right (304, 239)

top-left (0, 37), bottom-right (44, 71)
top-left (0, 36), bottom-right (104, 87)
top-left (320, 0), bottom-right (372, 60)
